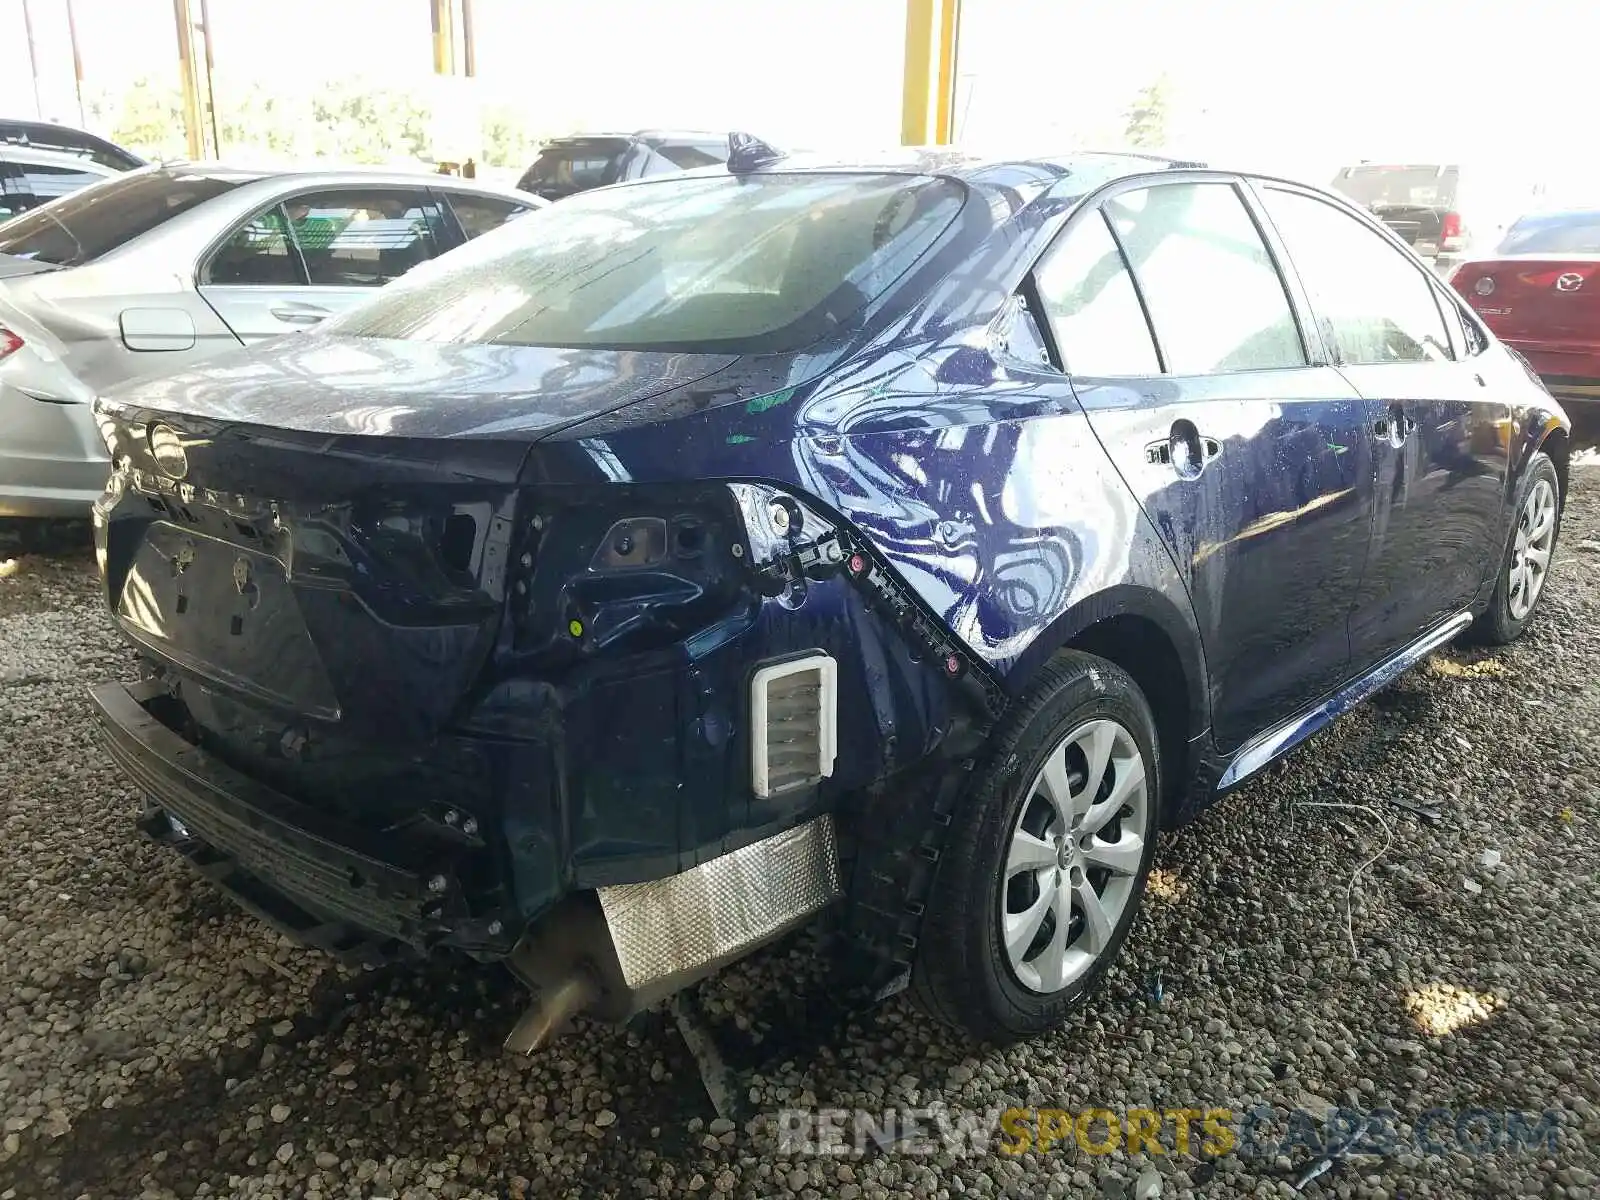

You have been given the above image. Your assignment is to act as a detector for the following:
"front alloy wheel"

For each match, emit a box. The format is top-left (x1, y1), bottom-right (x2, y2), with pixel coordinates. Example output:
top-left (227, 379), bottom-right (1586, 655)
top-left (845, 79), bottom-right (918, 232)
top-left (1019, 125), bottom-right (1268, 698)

top-left (911, 651), bottom-right (1160, 1042)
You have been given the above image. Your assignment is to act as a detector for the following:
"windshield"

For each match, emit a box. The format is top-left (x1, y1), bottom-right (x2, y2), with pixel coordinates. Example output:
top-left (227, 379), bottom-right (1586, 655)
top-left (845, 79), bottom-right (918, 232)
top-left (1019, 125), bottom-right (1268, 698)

top-left (1496, 210), bottom-right (1600, 256)
top-left (517, 142), bottom-right (629, 196)
top-left (1330, 165), bottom-right (1459, 209)
top-left (328, 172), bottom-right (967, 354)
top-left (0, 170), bottom-right (240, 267)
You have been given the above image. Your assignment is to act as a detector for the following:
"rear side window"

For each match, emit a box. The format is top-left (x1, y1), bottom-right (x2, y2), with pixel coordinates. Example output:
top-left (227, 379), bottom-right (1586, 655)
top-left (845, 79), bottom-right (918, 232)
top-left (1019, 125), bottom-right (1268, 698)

top-left (1261, 187), bottom-right (1452, 365)
top-left (206, 208), bottom-right (301, 285)
top-left (1106, 182), bottom-right (1306, 374)
top-left (445, 192), bottom-right (532, 240)
top-left (1032, 210), bottom-right (1160, 376)
top-left (327, 172), bottom-right (966, 353)
top-left (655, 143), bottom-right (726, 170)
top-left (10, 159), bottom-right (106, 208)
top-left (0, 170), bottom-right (240, 267)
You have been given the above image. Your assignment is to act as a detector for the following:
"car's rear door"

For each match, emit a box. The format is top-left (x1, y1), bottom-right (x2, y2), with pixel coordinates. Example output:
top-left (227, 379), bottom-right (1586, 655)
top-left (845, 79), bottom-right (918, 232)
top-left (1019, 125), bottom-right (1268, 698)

top-left (1033, 176), bottom-right (1375, 752)
top-left (198, 185), bottom-right (450, 343)
top-left (1255, 183), bottom-right (1512, 675)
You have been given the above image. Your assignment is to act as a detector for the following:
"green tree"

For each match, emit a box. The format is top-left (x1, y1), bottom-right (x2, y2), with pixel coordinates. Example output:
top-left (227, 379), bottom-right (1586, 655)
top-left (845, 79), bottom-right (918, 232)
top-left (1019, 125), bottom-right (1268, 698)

top-left (480, 103), bottom-right (535, 169)
top-left (86, 78), bottom-right (187, 160)
top-left (1123, 76), bottom-right (1172, 149)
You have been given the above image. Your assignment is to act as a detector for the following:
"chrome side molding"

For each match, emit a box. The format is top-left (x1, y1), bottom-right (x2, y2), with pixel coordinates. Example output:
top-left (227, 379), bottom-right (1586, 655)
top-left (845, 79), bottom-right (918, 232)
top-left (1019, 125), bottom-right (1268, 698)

top-left (1218, 610), bottom-right (1475, 790)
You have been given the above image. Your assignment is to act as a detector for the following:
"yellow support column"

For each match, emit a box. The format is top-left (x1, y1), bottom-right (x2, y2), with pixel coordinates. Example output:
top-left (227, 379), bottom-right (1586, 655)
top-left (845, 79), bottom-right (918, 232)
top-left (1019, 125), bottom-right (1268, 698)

top-left (431, 0), bottom-right (456, 76)
top-left (901, 0), bottom-right (961, 146)
top-left (173, 0), bottom-right (205, 159)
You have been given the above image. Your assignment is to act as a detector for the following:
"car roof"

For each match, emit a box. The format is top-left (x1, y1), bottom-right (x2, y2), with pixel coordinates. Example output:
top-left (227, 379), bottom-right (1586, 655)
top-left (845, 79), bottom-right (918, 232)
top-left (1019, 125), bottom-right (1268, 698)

top-left (615, 146), bottom-right (1213, 201)
top-left (127, 161), bottom-right (544, 198)
top-left (0, 118), bottom-right (144, 168)
top-left (541, 130), bottom-right (731, 145)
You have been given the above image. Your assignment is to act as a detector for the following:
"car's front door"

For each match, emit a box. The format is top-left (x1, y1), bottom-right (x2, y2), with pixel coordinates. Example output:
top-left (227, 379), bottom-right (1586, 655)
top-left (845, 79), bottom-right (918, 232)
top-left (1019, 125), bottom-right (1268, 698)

top-left (197, 186), bottom-right (448, 345)
top-left (1033, 177), bottom-right (1376, 752)
top-left (1255, 183), bottom-right (1512, 675)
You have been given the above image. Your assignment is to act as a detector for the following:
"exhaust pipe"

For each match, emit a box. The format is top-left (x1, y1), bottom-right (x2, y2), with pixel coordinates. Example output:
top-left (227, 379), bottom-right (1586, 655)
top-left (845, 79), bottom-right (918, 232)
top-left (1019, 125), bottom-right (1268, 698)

top-left (502, 815), bottom-right (842, 1052)
top-left (504, 969), bottom-right (599, 1054)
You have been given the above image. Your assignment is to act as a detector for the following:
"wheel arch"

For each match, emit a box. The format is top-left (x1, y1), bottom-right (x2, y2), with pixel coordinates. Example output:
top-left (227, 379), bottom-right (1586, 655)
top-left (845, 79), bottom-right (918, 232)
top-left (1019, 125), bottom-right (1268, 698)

top-left (1539, 424), bottom-right (1571, 504)
top-left (1514, 401), bottom-right (1572, 502)
top-left (1002, 584), bottom-right (1211, 826)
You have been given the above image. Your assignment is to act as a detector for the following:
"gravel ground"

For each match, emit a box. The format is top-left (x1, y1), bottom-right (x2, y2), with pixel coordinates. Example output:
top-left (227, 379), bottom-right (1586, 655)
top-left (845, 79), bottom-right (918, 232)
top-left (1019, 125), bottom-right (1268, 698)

top-left (1, 468), bottom-right (1598, 1200)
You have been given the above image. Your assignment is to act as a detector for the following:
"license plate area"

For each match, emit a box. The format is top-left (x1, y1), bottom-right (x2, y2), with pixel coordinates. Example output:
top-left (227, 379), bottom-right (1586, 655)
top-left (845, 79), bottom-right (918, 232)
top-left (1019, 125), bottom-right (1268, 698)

top-left (116, 522), bottom-right (341, 719)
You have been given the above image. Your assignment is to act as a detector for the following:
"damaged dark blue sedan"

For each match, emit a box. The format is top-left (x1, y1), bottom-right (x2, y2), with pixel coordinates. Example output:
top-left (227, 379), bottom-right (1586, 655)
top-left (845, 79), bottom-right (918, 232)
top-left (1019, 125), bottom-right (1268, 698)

top-left (90, 147), bottom-right (1569, 1046)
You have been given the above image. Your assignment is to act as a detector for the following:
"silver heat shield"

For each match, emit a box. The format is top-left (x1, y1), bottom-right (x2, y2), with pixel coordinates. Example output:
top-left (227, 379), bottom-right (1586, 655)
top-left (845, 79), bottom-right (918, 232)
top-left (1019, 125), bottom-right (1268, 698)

top-left (596, 815), bottom-right (842, 996)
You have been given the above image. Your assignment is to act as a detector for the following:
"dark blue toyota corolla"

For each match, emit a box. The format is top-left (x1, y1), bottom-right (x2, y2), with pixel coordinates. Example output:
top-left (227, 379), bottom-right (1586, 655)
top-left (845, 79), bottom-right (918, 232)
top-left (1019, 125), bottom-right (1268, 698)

top-left (89, 147), bottom-right (1568, 1046)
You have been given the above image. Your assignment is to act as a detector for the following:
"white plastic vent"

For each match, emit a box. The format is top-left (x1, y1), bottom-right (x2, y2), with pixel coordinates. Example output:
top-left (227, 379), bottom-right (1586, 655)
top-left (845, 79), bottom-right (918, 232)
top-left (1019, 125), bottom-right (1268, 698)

top-left (750, 654), bottom-right (837, 798)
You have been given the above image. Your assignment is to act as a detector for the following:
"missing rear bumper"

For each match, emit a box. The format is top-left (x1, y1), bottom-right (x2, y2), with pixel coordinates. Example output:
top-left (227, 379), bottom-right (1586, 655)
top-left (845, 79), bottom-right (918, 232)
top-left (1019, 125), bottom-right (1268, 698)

top-left (92, 679), bottom-right (513, 962)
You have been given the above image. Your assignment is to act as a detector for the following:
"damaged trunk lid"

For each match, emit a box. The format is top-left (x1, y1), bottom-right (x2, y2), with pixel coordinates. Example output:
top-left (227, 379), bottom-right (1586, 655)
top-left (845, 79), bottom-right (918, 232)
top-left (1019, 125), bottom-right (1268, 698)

top-left (95, 334), bottom-right (737, 742)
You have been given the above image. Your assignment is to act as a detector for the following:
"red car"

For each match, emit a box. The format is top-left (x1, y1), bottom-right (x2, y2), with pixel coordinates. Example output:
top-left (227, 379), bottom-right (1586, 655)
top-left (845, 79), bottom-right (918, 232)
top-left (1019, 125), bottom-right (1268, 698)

top-left (1451, 209), bottom-right (1600, 401)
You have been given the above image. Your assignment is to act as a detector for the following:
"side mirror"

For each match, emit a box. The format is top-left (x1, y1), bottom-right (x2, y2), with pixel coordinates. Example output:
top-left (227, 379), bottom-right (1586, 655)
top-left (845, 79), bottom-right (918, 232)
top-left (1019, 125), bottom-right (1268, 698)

top-left (120, 308), bottom-right (196, 352)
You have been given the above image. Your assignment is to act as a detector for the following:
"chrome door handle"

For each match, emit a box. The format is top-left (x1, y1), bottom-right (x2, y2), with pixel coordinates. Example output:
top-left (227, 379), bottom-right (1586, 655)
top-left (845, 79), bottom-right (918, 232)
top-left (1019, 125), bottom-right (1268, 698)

top-left (1146, 423), bottom-right (1221, 479)
top-left (1374, 406), bottom-right (1415, 446)
top-left (269, 304), bottom-right (328, 326)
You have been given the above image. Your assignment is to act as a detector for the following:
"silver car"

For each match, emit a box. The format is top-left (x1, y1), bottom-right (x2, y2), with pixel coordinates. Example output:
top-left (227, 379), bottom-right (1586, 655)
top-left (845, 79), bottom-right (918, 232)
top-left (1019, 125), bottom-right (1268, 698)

top-left (0, 165), bottom-right (544, 516)
top-left (1, 144), bottom-right (123, 222)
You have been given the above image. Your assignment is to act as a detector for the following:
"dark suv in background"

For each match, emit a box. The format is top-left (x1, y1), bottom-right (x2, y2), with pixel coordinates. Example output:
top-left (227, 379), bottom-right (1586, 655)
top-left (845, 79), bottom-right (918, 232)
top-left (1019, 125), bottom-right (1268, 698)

top-left (515, 130), bottom-right (736, 200)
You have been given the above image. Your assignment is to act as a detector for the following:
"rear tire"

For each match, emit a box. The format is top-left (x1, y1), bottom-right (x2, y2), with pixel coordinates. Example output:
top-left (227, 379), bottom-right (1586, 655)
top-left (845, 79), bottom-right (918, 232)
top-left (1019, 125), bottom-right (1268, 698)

top-left (910, 651), bottom-right (1159, 1043)
top-left (1469, 452), bottom-right (1561, 646)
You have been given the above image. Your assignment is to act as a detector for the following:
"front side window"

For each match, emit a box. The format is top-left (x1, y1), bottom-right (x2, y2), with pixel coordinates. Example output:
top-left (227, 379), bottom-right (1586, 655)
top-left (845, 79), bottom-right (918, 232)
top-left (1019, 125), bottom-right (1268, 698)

top-left (1032, 210), bottom-right (1160, 376)
top-left (1261, 187), bottom-right (1452, 365)
top-left (1105, 182), bottom-right (1306, 374)
top-left (0, 170), bottom-right (240, 267)
top-left (327, 172), bottom-right (966, 353)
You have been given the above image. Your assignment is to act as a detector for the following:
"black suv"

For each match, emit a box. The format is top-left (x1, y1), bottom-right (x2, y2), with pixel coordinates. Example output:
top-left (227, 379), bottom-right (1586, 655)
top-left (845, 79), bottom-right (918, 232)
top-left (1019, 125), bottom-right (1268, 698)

top-left (515, 130), bottom-right (736, 201)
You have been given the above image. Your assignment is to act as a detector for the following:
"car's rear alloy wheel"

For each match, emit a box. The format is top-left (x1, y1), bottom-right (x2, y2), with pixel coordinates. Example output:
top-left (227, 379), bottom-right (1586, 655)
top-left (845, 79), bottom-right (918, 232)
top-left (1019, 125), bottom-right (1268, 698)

top-left (1001, 718), bottom-right (1150, 995)
top-left (1470, 450), bottom-right (1562, 645)
top-left (1508, 476), bottom-right (1557, 621)
top-left (911, 651), bottom-right (1159, 1042)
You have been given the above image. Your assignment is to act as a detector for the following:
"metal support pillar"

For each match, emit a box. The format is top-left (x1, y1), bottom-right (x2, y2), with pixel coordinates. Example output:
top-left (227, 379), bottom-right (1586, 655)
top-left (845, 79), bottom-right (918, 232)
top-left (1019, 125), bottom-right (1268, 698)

top-left (173, 0), bottom-right (206, 159)
top-left (900, 0), bottom-right (961, 146)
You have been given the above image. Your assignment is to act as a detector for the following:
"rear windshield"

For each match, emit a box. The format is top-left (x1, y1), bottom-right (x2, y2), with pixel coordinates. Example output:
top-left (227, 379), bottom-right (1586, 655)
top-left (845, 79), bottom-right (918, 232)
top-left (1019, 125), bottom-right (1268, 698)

top-left (1496, 211), bottom-right (1600, 255)
top-left (1331, 165), bottom-right (1459, 210)
top-left (0, 170), bottom-right (240, 267)
top-left (328, 172), bottom-right (967, 354)
top-left (517, 142), bottom-right (629, 196)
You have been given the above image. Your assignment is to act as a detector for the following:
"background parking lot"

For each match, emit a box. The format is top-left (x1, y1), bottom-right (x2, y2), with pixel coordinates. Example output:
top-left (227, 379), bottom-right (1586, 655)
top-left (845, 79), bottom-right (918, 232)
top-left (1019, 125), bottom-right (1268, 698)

top-left (2, 471), bottom-right (1597, 1199)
